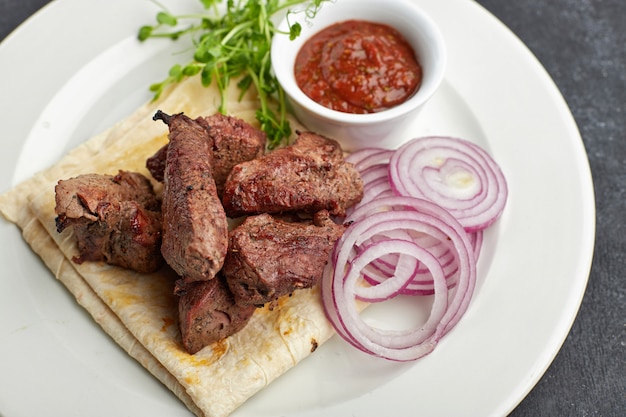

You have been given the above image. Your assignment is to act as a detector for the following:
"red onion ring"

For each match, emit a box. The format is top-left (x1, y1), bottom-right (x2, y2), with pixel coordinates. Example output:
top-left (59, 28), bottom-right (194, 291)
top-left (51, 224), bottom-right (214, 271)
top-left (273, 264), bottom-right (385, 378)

top-left (322, 196), bottom-right (477, 361)
top-left (348, 196), bottom-right (476, 317)
top-left (346, 147), bottom-right (393, 172)
top-left (388, 136), bottom-right (508, 232)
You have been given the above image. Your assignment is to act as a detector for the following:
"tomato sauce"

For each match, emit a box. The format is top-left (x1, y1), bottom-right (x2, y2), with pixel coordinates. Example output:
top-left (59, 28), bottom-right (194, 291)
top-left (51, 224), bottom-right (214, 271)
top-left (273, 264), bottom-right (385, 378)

top-left (294, 20), bottom-right (422, 114)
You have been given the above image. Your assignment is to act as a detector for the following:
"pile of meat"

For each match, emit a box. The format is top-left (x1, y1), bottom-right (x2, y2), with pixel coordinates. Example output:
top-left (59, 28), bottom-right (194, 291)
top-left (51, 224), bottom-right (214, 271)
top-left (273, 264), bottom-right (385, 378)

top-left (54, 111), bottom-right (363, 354)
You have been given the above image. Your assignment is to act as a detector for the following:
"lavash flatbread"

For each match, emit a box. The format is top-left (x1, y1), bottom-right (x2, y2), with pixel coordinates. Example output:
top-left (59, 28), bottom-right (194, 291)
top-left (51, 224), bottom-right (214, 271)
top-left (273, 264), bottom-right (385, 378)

top-left (0, 75), bottom-right (336, 417)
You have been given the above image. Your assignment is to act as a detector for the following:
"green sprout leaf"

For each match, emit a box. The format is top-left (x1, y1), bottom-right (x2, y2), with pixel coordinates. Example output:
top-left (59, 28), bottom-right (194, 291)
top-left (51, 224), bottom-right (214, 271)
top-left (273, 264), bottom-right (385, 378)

top-left (289, 22), bottom-right (301, 41)
top-left (137, 25), bottom-right (153, 41)
top-left (156, 12), bottom-right (178, 26)
top-left (137, 0), bottom-right (332, 148)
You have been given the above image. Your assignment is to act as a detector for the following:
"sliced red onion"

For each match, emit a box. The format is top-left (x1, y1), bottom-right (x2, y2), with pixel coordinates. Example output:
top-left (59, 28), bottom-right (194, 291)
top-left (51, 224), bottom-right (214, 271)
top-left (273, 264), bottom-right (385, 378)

top-left (469, 230), bottom-right (484, 260)
top-left (345, 147), bottom-right (385, 165)
top-left (322, 197), bottom-right (477, 361)
top-left (346, 147), bottom-right (393, 172)
top-left (323, 136), bottom-right (506, 361)
top-left (360, 164), bottom-right (390, 188)
top-left (348, 197), bottom-right (476, 331)
top-left (388, 136), bottom-right (508, 232)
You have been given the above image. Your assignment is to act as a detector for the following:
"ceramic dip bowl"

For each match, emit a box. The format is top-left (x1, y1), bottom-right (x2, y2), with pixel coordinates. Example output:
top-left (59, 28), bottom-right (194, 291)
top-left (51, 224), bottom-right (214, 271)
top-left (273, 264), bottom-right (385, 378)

top-left (271, 0), bottom-right (447, 151)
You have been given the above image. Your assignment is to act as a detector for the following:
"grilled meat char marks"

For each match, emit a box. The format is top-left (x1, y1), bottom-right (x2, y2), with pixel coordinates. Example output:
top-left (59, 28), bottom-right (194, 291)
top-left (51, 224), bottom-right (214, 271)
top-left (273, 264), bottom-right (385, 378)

top-left (223, 210), bottom-right (348, 306)
top-left (146, 113), bottom-right (266, 197)
top-left (222, 131), bottom-right (364, 218)
top-left (155, 111), bottom-right (229, 285)
top-left (178, 275), bottom-right (256, 354)
top-left (54, 170), bottom-right (163, 273)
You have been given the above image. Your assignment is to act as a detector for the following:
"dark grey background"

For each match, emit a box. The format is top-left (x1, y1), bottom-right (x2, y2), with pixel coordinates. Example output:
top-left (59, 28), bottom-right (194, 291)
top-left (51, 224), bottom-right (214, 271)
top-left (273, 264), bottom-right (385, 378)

top-left (1, 0), bottom-right (624, 416)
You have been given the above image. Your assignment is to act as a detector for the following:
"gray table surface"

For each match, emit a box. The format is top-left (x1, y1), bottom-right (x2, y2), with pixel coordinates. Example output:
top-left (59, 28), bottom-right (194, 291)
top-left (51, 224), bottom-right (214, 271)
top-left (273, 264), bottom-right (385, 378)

top-left (1, 0), bottom-right (624, 416)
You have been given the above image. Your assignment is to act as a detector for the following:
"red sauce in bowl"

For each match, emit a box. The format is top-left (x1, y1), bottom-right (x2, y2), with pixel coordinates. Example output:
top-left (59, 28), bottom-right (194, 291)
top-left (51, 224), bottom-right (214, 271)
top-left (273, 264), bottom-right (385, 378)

top-left (294, 20), bottom-right (422, 114)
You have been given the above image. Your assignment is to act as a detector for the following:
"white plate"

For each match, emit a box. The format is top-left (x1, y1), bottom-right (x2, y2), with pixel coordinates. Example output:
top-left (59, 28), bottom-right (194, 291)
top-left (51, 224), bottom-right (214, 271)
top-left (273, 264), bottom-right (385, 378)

top-left (0, 0), bottom-right (595, 416)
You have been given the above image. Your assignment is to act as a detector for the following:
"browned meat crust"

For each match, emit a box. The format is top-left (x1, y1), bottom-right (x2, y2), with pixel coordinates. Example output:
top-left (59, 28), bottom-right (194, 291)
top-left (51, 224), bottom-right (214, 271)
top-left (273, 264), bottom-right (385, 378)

top-left (155, 111), bottom-right (229, 285)
top-left (222, 210), bottom-right (347, 306)
top-left (54, 170), bottom-right (163, 273)
top-left (221, 131), bottom-right (363, 218)
top-left (145, 143), bottom-right (168, 182)
top-left (178, 275), bottom-right (256, 354)
top-left (207, 113), bottom-right (267, 196)
top-left (146, 113), bottom-right (266, 197)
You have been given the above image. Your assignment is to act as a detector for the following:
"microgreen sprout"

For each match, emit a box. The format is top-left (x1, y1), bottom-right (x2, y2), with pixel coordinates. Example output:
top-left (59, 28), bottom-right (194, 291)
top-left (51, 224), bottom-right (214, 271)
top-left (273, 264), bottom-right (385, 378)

top-left (138, 0), bottom-right (332, 148)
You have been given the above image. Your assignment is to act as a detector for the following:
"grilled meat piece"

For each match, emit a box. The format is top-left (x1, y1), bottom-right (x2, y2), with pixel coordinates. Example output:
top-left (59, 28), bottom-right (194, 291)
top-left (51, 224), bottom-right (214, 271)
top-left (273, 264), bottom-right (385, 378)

top-left (54, 170), bottom-right (163, 273)
top-left (223, 210), bottom-right (347, 306)
top-left (155, 110), bottom-right (229, 284)
top-left (178, 275), bottom-right (256, 354)
top-left (146, 113), bottom-right (266, 197)
top-left (208, 113), bottom-right (267, 196)
top-left (145, 142), bottom-right (168, 182)
top-left (222, 131), bottom-right (363, 218)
